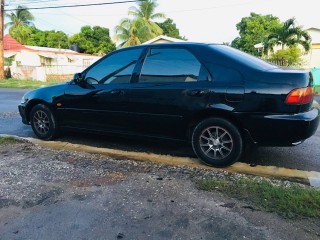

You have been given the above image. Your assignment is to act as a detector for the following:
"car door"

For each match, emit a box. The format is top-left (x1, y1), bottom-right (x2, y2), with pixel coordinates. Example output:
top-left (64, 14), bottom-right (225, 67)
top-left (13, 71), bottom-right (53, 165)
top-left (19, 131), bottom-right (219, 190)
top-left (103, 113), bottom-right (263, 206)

top-left (127, 47), bottom-right (212, 140)
top-left (58, 48), bottom-right (144, 132)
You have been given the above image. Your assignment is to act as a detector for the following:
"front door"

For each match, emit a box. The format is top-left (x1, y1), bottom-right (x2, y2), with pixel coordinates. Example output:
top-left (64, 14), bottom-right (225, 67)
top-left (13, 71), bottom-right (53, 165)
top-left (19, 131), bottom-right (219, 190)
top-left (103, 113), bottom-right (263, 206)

top-left (58, 48), bottom-right (143, 132)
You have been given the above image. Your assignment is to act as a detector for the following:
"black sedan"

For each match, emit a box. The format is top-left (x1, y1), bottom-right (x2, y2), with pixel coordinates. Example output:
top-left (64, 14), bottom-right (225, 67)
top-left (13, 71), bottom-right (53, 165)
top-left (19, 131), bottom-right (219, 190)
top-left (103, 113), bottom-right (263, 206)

top-left (19, 43), bottom-right (320, 167)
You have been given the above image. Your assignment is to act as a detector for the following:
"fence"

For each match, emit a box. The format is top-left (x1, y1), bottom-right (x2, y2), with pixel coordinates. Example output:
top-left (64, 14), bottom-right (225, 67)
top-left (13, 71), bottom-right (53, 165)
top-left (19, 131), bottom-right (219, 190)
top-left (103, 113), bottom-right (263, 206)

top-left (311, 68), bottom-right (320, 86)
top-left (10, 65), bottom-right (87, 82)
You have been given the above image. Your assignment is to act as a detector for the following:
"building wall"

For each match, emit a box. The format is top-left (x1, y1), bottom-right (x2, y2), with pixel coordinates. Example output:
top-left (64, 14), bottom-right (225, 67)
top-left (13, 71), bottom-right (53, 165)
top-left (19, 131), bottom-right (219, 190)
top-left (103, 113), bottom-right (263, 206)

top-left (7, 50), bottom-right (101, 81)
top-left (303, 29), bottom-right (320, 69)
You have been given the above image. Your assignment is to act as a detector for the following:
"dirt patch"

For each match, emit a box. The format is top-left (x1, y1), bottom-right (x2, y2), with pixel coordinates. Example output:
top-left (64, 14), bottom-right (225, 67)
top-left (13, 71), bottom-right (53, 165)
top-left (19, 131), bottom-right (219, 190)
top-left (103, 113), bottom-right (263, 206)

top-left (0, 139), bottom-right (319, 239)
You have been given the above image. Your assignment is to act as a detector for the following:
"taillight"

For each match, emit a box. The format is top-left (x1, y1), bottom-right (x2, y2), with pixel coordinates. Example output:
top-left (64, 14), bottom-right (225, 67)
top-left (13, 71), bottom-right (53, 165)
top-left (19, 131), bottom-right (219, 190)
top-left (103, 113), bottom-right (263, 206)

top-left (285, 87), bottom-right (313, 105)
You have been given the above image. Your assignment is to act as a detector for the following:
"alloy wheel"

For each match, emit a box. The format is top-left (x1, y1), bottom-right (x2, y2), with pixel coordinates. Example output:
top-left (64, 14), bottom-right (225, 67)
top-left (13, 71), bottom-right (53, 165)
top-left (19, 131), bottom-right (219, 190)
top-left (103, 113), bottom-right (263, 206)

top-left (199, 126), bottom-right (233, 159)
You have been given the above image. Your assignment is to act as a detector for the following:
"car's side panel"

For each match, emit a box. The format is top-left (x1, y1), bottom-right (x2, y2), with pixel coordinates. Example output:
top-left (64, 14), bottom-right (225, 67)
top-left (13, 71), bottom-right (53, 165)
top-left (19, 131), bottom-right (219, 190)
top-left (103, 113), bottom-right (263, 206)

top-left (127, 81), bottom-right (213, 139)
top-left (57, 83), bottom-right (133, 131)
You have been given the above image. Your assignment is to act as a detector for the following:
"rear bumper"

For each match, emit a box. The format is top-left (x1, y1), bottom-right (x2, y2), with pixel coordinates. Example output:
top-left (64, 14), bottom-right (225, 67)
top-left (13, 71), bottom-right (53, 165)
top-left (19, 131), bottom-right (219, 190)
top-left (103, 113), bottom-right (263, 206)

top-left (239, 107), bottom-right (320, 146)
top-left (18, 104), bottom-right (29, 125)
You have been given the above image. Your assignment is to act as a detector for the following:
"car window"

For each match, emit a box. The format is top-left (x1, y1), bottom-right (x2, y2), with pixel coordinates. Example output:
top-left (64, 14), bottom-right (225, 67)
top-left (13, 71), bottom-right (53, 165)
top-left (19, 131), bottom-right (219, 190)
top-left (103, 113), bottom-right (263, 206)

top-left (84, 48), bottom-right (142, 84)
top-left (139, 48), bottom-right (210, 83)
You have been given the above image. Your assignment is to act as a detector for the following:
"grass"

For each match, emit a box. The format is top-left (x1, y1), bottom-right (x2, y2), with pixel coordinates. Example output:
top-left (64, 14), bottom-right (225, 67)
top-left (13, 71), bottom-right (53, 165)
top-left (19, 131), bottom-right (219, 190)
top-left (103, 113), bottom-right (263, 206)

top-left (196, 177), bottom-right (320, 219)
top-left (0, 78), bottom-right (65, 89)
top-left (0, 136), bottom-right (17, 145)
top-left (314, 85), bottom-right (320, 95)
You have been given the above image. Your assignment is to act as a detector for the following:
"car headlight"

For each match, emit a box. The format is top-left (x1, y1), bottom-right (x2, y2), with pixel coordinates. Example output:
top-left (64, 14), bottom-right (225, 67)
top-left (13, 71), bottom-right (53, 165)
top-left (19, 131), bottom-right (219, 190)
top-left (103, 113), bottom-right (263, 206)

top-left (21, 94), bottom-right (28, 104)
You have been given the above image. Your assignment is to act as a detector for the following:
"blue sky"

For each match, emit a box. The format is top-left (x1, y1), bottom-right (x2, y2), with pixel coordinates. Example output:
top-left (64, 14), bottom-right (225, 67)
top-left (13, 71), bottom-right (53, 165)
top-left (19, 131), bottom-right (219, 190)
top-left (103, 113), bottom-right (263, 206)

top-left (5, 0), bottom-right (320, 44)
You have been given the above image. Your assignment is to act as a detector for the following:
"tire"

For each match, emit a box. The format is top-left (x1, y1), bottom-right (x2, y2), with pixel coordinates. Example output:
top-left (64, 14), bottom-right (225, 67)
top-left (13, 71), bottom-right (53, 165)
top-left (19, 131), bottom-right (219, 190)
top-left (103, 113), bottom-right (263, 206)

top-left (192, 117), bottom-right (243, 167)
top-left (30, 104), bottom-right (59, 140)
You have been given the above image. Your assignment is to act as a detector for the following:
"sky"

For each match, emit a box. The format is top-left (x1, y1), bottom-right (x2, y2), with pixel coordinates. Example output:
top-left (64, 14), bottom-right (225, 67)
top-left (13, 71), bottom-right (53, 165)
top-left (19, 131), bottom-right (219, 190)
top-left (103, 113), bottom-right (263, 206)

top-left (4, 0), bottom-right (320, 44)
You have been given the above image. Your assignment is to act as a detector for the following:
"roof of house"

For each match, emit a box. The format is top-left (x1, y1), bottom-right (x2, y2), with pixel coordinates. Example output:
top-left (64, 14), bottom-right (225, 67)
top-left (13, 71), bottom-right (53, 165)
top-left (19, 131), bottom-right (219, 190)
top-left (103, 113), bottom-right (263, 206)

top-left (25, 45), bottom-right (81, 55)
top-left (4, 34), bottom-right (28, 51)
top-left (142, 35), bottom-right (186, 44)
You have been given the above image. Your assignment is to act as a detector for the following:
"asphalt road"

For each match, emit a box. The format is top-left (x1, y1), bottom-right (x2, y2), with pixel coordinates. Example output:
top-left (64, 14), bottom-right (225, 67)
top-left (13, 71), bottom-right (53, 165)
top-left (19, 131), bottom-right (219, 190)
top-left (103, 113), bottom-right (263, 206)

top-left (1, 88), bottom-right (319, 172)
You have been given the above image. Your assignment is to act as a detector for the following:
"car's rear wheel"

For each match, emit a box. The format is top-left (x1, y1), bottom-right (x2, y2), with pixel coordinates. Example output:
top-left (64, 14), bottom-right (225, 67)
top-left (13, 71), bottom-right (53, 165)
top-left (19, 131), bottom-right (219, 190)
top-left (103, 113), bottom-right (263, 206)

top-left (192, 118), bottom-right (243, 167)
top-left (30, 104), bottom-right (59, 140)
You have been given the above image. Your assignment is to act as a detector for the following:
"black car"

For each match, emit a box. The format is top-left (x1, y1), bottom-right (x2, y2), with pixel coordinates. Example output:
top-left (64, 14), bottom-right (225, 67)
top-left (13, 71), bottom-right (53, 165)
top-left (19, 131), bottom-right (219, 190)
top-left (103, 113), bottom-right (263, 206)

top-left (18, 43), bottom-right (320, 167)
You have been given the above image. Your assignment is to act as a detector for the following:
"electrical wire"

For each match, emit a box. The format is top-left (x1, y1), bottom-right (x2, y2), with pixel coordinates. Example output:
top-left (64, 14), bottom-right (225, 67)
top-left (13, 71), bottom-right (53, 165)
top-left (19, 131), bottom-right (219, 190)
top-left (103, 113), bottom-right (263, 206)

top-left (4, 0), bottom-right (138, 11)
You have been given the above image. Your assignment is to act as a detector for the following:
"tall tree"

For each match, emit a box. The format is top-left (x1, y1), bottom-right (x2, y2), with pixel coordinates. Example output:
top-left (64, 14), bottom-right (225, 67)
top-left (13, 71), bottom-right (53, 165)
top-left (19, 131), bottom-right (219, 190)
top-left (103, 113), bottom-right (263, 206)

top-left (156, 18), bottom-right (186, 40)
top-left (5, 5), bottom-right (34, 31)
top-left (114, 18), bottom-right (151, 47)
top-left (69, 26), bottom-right (115, 54)
top-left (265, 18), bottom-right (311, 53)
top-left (9, 25), bottom-right (32, 44)
top-left (114, 0), bottom-right (166, 47)
top-left (231, 13), bottom-right (281, 56)
top-left (128, 0), bottom-right (165, 39)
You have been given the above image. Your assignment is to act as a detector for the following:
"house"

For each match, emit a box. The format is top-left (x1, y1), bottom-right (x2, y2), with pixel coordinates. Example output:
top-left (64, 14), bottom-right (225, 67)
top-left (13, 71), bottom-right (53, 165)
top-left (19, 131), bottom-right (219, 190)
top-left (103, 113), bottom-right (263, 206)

top-left (4, 34), bottom-right (101, 81)
top-left (254, 27), bottom-right (320, 70)
top-left (303, 28), bottom-right (320, 69)
top-left (142, 35), bottom-right (185, 44)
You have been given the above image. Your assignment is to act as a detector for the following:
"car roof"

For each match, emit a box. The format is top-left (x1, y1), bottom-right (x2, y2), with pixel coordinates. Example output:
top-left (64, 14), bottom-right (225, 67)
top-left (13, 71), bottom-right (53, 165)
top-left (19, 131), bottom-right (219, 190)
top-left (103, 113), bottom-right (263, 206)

top-left (120, 42), bottom-right (223, 50)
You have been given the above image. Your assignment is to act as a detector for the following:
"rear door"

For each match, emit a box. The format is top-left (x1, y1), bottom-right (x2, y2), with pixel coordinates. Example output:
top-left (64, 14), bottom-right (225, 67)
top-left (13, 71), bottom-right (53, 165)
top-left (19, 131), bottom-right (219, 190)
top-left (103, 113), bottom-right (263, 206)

top-left (127, 47), bottom-right (212, 140)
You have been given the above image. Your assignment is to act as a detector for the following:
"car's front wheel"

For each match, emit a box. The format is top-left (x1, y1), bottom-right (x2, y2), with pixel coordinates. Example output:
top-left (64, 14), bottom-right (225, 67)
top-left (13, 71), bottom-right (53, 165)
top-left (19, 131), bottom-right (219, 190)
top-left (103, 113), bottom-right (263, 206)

top-left (192, 118), bottom-right (243, 167)
top-left (30, 104), bottom-right (59, 140)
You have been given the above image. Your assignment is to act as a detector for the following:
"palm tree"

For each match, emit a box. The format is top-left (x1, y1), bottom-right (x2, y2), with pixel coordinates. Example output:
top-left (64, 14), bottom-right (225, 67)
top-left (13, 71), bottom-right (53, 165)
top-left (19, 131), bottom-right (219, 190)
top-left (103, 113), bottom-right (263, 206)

top-left (5, 5), bottom-right (34, 31)
top-left (265, 18), bottom-right (311, 53)
top-left (114, 18), bottom-right (142, 47)
top-left (128, 0), bottom-right (165, 39)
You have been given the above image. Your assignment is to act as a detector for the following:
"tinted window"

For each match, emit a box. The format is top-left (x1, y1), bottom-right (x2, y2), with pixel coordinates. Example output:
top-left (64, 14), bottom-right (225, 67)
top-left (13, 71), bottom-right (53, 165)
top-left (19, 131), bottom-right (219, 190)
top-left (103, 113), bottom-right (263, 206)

top-left (210, 45), bottom-right (278, 71)
top-left (139, 48), bottom-right (210, 83)
top-left (85, 48), bottom-right (142, 84)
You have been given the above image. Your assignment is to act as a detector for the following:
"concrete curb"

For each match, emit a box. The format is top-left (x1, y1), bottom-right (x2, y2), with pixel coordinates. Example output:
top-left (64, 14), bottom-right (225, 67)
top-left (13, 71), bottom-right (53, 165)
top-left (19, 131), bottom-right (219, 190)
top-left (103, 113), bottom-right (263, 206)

top-left (2, 134), bottom-right (320, 186)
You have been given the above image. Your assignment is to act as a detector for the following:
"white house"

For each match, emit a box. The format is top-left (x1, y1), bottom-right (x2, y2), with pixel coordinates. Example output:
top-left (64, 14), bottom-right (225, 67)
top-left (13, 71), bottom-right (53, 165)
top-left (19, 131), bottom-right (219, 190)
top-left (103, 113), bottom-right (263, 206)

top-left (303, 28), bottom-right (320, 69)
top-left (142, 35), bottom-right (185, 44)
top-left (254, 27), bottom-right (320, 69)
top-left (4, 34), bottom-right (101, 81)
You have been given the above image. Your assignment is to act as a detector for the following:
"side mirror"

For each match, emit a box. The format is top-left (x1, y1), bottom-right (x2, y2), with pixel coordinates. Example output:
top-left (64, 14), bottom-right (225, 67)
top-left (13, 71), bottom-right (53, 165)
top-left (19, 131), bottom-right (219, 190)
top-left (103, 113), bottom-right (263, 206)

top-left (73, 73), bottom-right (83, 84)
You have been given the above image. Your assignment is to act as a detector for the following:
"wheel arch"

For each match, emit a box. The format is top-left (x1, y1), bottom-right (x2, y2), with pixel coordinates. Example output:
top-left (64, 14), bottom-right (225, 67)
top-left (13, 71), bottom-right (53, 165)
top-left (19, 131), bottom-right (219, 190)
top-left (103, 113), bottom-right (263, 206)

top-left (187, 109), bottom-right (251, 144)
top-left (25, 99), bottom-right (54, 123)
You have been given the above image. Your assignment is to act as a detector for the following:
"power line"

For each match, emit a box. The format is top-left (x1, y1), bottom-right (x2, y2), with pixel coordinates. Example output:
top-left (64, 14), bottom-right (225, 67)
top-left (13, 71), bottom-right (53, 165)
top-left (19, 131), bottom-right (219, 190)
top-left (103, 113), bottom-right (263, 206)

top-left (4, 0), bottom-right (137, 11)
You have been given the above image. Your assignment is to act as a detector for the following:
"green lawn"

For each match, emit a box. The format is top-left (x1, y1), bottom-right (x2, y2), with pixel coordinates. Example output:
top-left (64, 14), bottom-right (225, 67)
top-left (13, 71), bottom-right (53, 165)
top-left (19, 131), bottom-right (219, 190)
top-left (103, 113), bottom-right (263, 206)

top-left (196, 177), bottom-right (320, 219)
top-left (0, 136), bottom-right (16, 145)
top-left (0, 78), bottom-right (65, 89)
top-left (314, 85), bottom-right (320, 95)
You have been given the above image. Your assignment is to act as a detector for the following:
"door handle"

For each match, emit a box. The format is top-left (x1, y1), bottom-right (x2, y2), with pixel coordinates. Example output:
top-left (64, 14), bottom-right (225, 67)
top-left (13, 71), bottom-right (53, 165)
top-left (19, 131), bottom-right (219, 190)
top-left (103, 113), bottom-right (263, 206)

top-left (186, 90), bottom-right (206, 97)
top-left (110, 89), bottom-right (125, 96)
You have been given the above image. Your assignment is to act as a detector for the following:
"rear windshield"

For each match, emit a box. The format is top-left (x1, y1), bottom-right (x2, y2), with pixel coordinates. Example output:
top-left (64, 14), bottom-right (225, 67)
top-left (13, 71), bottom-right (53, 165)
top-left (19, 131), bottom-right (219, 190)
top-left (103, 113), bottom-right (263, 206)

top-left (209, 44), bottom-right (278, 71)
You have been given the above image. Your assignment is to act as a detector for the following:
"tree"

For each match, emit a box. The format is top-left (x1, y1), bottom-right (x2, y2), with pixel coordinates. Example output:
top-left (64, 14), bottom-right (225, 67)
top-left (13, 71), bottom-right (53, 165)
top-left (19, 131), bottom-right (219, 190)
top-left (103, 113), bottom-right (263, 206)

top-left (114, 18), bottom-right (151, 47)
top-left (156, 18), bottom-right (186, 40)
top-left (25, 26), bottom-right (47, 47)
top-left (113, 0), bottom-right (165, 46)
top-left (10, 26), bottom-right (69, 49)
top-left (69, 26), bottom-right (115, 54)
top-left (46, 31), bottom-right (69, 49)
top-left (128, 0), bottom-right (165, 38)
top-left (268, 45), bottom-right (304, 67)
top-left (5, 5), bottom-right (34, 31)
top-left (231, 13), bottom-right (281, 56)
top-left (265, 18), bottom-right (311, 53)
top-left (9, 25), bottom-right (32, 44)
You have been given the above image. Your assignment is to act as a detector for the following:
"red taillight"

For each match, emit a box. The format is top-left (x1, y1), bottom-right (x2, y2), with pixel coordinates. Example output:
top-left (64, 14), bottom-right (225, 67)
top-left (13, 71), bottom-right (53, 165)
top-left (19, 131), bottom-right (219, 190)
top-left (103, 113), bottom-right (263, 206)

top-left (285, 87), bottom-right (313, 105)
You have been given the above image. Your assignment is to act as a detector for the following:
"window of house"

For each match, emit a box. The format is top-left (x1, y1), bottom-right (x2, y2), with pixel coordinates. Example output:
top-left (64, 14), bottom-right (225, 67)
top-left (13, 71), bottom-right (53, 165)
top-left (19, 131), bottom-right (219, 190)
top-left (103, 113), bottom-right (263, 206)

top-left (84, 48), bottom-right (142, 84)
top-left (83, 59), bottom-right (91, 67)
top-left (40, 57), bottom-right (52, 66)
top-left (139, 48), bottom-right (210, 83)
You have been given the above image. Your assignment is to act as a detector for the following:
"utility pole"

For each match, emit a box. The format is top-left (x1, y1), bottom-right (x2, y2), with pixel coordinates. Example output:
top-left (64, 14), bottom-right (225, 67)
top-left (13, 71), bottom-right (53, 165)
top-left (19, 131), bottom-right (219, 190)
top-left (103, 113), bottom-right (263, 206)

top-left (0, 0), bottom-right (4, 80)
